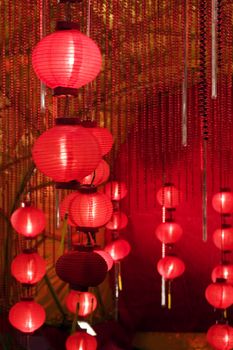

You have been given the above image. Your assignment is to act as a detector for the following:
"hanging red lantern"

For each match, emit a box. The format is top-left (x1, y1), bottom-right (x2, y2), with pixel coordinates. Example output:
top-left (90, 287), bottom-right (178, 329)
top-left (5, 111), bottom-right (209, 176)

top-left (32, 123), bottom-right (101, 183)
top-left (66, 332), bottom-right (97, 350)
top-left (11, 251), bottom-right (46, 285)
top-left (32, 23), bottom-right (102, 95)
top-left (205, 280), bottom-right (233, 309)
top-left (156, 184), bottom-right (180, 208)
top-left (88, 127), bottom-right (114, 156)
top-left (212, 264), bottom-right (233, 285)
top-left (157, 256), bottom-right (185, 280)
top-left (59, 192), bottom-right (78, 227)
top-left (105, 211), bottom-right (128, 230)
top-left (10, 204), bottom-right (46, 238)
top-left (104, 239), bottom-right (131, 262)
top-left (213, 225), bottom-right (233, 251)
top-left (104, 181), bottom-right (128, 201)
top-left (94, 249), bottom-right (113, 271)
top-left (9, 300), bottom-right (45, 333)
top-left (212, 190), bottom-right (233, 214)
top-left (69, 187), bottom-right (113, 229)
top-left (81, 159), bottom-right (110, 186)
top-left (155, 221), bottom-right (183, 244)
top-left (207, 324), bottom-right (233, 350)
top-left (65, 290), bottom-right (97, 316)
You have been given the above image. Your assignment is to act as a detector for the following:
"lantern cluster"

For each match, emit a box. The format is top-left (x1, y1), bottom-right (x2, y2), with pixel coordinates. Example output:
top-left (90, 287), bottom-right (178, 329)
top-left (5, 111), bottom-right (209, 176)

top-left (155, 184), bottom-right (185, 309)
top-left (206, 189), bottom-right (233, 349)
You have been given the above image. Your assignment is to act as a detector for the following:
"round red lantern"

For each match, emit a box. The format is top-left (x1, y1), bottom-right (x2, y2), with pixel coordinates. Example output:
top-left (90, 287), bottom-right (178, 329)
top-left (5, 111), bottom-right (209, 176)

top-left (66, 332), bottom-right (97, 350)
top-left (205, 280), bottom-right (233, 309)
top-left (207, 324), bottom-right (233, 350)
top-left (32, 24), bottom-right (102, 94)
top-left (59, 192), bottom-right (78, 227)
top-left (155, 221), bottom-right (183, 244)
top-left (65, 290), bottom-right (97, 316)
top-left (105, 211), bottom-right (128, 230)
top-left (10, 204), bottom-right (46, 238)
top-left (32, 124), bottom-right (101, 183)
top-left (9, 300), bottom-right (45, 333)
top-left (11, 251), bottom-right (46, 285)
top-left (157, 256), bottom-right (185, 280)
top-left (94, 249), bottom-right (113, 271)
top-left (88, 127), bottom-right (114, 156)
top-left (213, 225), bottom-right (233, 251)
top-left (212, 190), bottom-right (233, 214)
top-left (105, 181), bottom-right (128, 201)
top-left (156, 184), bottom-right (180, 208)
top-left (69, 187), bottom-right (113, 229)
top-left (81, 159), bottom-right (110, 186)
top-left (104, 239), bottom-right (131, 262)
top-left (212, 264), bottom-right (233, 285)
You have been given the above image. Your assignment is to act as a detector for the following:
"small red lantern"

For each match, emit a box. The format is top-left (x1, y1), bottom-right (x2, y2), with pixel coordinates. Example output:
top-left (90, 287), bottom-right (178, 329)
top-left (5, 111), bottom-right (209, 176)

top-left (212, 190), bottom-right (233, 214)
top-left (81, 159), bottom-right (110, 186)
top-left (59, 192), bottom-right (78, 227)
top-left (213, 225), bottom-right (233, 251)
top-left (9, 300), bottom-right (45, 333)
top-left (156, 184), bottom-right (180, 208)
top-left (207, 324), bottom-right (233, 350)
top-left (65, 290), bottom-right (97, 316)
top-left (66, 332), bottom-right (97, 350)
top-left (104, 239), bottom-right (131, 262)
top-left (155, 221), bottom-right (183, 244)
top-left (105, 181), bottom-right (128, 201)
top-left (89, 127), bottom-right (114, 156)
top-left (94, 249), bottom-right (113, 271)
top-left (10, 204), bottom-right (46, 238)
top-left (11, 251), bottom-right (46, 285)
top-left (212, 264), bottom-right (233, 285)
top-left (105, 211), bottom-right (128, 230)
top-left (157, 256), bottom-right (185, 280)
top-left (205, 280), bottom-right (233, 309)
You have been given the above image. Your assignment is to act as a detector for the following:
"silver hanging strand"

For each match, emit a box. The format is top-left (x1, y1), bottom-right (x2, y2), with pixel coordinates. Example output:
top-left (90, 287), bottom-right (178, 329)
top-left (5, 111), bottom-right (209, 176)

top-left (182, 0), bottom-right (188, 147)
top-left (211, 0), bottom-right (218, 99)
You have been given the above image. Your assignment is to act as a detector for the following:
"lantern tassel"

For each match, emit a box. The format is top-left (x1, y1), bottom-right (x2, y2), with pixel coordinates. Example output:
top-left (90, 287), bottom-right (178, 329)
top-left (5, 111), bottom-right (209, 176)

top-left (55, 189), bottom-right (60, 229)
top-left (168, 281), bottom-right (172, 310)
top-left (118, 262), bottom-right (123, 291)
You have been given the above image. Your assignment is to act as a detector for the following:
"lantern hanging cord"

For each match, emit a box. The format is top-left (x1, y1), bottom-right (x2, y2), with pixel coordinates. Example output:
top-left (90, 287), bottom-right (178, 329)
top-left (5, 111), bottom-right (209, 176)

top-left (87, 0), bottom-right (91, 37)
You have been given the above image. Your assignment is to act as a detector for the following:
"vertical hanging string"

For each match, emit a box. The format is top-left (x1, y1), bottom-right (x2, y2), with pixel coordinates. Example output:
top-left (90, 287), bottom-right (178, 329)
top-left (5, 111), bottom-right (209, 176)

top-left (202, 140), bottom-right (208, 242)
top-left (39, 0), bottom-right (46, 113)
top-left (182, 0), bottom-right (188, 147)
top-left (55, 189), bottom-right (60, 229)
top-left (211, 0), bottom-right (217, 99)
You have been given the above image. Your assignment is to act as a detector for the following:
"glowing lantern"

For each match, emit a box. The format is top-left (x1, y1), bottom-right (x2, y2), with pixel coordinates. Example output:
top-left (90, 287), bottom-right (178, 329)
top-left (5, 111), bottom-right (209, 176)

top-left (155, 221), bottom-right (183, 244)
top-left (88, 127), bottom-right (114, 156)
top-left (105, 181), bottom-right (128, 201)
top-left (65, 291), bottom-right (97, 316)
top-left (32, 23), bottom-right (102, 95)
top-left (66, 332), bottom-right (97, 350)
top-left (212, 190), bottom-right (233, 214)
top-left (10, 204), bottom-right (46, 238)
top-left (59, 192), bottom-right (78, 227)
top-left (157, 256), bottom-right (185, 280)
top-left (94, 249), bottom-right (113, 271)
top-left (205, 280), bottom-right (233, 309)
top-left (207, 324), bottom-right (233, 350)
top-left (11, 251), bottom-right (46, 285)
top-left (213, 225), bottom-right (233, 251)
top-left (9, 300), bottom-right (45, 333)
top-left (156, 184), bottom-right (180, 208)
top-left (81, 159), bottom-right (110, 186)
top-left (105, 211), bottom-right (128, 230)
top-left (104, 239), bottom-right (131, 261)
top-left (212, 264), bottom-right (233, 285)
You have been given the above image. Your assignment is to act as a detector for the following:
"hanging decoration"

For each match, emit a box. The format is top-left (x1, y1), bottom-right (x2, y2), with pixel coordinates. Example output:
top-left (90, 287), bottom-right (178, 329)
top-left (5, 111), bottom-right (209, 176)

top-left (65, 331), bottom-right (97, 350)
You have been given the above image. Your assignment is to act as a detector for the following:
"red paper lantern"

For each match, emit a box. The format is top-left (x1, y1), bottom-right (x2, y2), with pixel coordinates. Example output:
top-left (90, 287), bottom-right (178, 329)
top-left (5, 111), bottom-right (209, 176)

top-left (157, 256), bottom-right (185, 280)
top-left (213, 225), bottom-right (233, 251)
top-left (65, 290), bottom-right (97, 316)
top-left (105, 181), bottom-right (128, 201)
top-left (207, 324), bottom-right (233, 350)
top-left (9, 300), bottom-right (45, 333)
top-left (104, 239), bottom-right (131, 262)
top-left (81, 159), bottom-right (110, 186)
top-left (156, 184), bottom-right (180, 208)
top-left (105, 211), bottom-right (128, 230)
top-left (88, 127), bottom-right (114, 156)
top-left (94, 249), bottom-right (113, 271)
top-left (32, 26), bottom-right (102, 92)
top-left (155, 221), bottom-right (183, 244)
top-left (66, 332), bottom-right (97, 350)
top-left (10, 204), bottom-right (46, 238)
top-left (205, 280), bottom-right (233, 309)
top-left (32, 125), bottom-right (101, 183)
top-left (212, 264), bottom-right (233, 285)
top-left (212, 190), bottom-right (233, 214)
top-left (11, 252), bottom-right (46, 285)
top-left (59, 192), bottom-right (78, 227)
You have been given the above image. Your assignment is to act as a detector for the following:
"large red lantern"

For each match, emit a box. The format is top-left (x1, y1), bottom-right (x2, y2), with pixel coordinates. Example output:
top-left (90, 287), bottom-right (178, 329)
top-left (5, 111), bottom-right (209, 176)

top-left (105, 211), bottom-right (128, 230)
top-left (94, 249), bottom-right (113, 271)
top-left (207, 324), bottom-right (233, 350)
top-left (155, 221), bottom-right (183, 244)
top-left (65, 290), bottom-right (97, 316)
top-left (32, 24), bottom-right (102, 95)
top-left (212, 264), bottom-right (233, 285)
top-left (105, 181), bottom-right (128, 201)
top-left (157, 256), bottom-right (185, 280)
top-left (104, 239), bottom-right (131, 261)
top-left (88, 127), bottom-right (114, 156)
top-left (213, 225), bottom-right (233, 251)
top-left (32, 123), bottom-right (101, 183)
top-left (212, 190), bottom-right (233, 214)
top-left (9, 300), bottom-right (45, 333)
top-left (10, 204), bottom-right (46, 238)
top-left (205, 280), bottom-right (233, 309)
top-left (81, 159), bottom-right (110, 186)
top-left (156, 184), bottom-right (180, 208)
top-left (66, 332), bottom-right (97, 350)
top-left (11, 251), bottom-right (46, 285)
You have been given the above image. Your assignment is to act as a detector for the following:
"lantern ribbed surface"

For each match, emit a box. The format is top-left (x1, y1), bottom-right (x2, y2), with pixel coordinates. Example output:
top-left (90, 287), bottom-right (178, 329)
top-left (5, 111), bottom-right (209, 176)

top-left (207, 324), bottom-right (233, 350)
top-left (94, 249), bottom-right (113, 271)
top-left (205, 281), bottom-right (233, 309)
top-left (9, 300), bottom-right (45, 333)
top-left (105, 211), bottom-right (128, 230)
top-left (156, 184), bottom-right (180, 208)
top-left (11, 252), bottom-right (46, 285)
top-left (66, 332), bottom-right (97, 350)
top-left (59, 192), bottom-right (78, 227)
top-left (65, 290), bottom-right (97, 316)
top-left (212, 264), bottom-right (233, 285)
top-left (69, 191), bottom-right (113, 229)
top-left (104, 239), bottom-right (131, 261)
top-left (155, 221), bottom-right (183, 244)
top-left (212, 191), bottom-right (233, 214)
top-left (32, 125), bottom-right (101, 182)
top-left (81, 159), bottom-right (110, 186)
top-left (105, 181), bottom-right (128, 201)
top-left (32, 29), bottom-right (102, 90)
top-left (213, 226), bottom-right (233, 251)
top-left (88, 127), bottom-right (114, 156)
top-left (157, 256), bottom-right (185, 280)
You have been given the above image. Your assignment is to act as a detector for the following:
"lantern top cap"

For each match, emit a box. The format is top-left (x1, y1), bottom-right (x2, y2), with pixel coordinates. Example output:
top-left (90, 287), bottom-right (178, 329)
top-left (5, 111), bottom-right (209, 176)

top-left (78, 185), bottom-right (97, 194)
top-left (55, 117), bottom-right (81, 126)
top-left (56, 21), bottom-right (80, 31)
